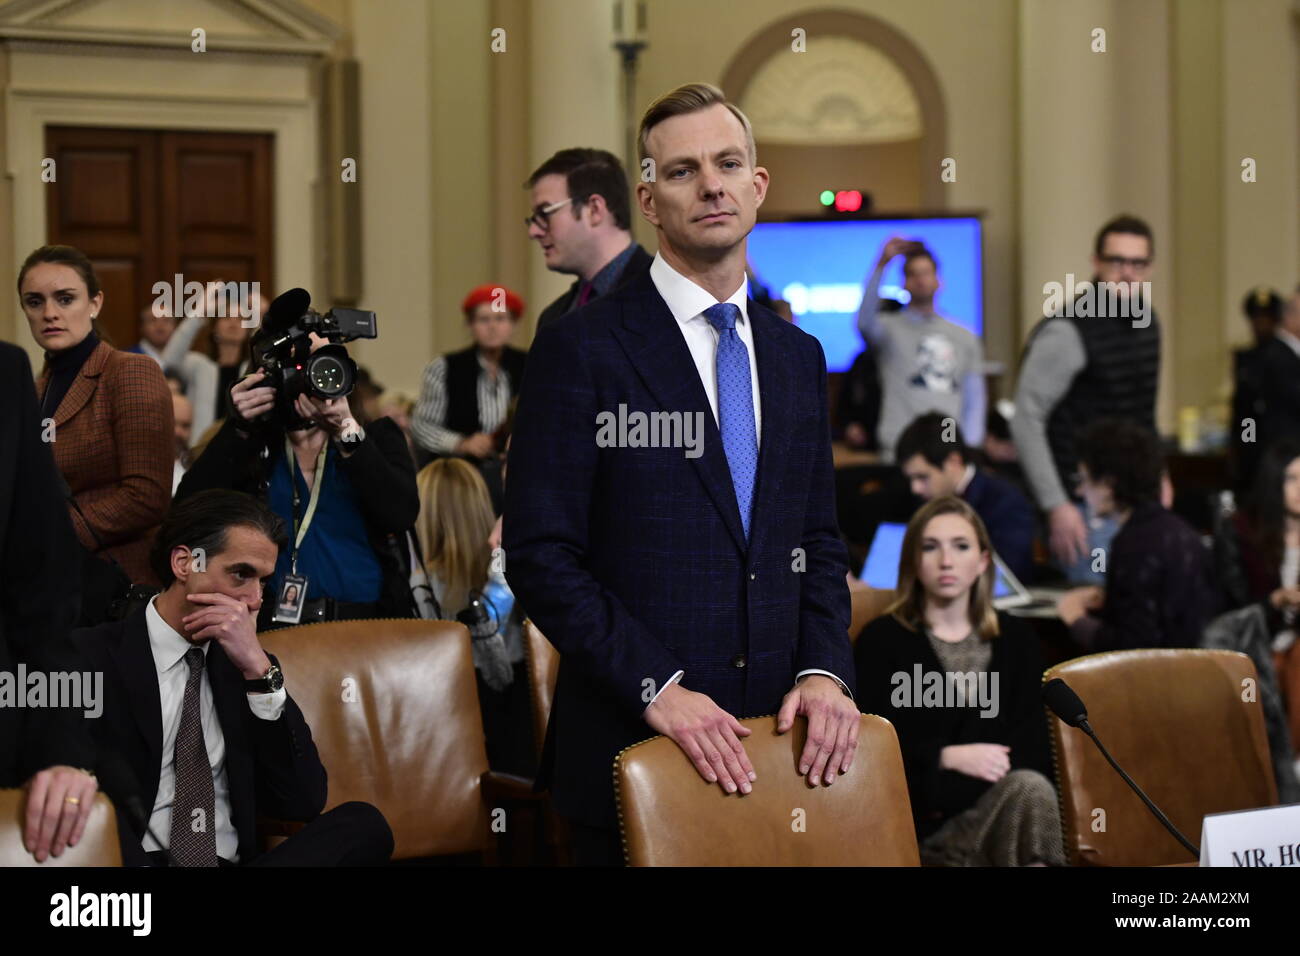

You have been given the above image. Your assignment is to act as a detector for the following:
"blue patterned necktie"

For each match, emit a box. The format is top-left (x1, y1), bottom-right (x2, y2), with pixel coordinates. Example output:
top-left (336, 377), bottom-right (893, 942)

top-left (704, 303), bottom-right (758, 542)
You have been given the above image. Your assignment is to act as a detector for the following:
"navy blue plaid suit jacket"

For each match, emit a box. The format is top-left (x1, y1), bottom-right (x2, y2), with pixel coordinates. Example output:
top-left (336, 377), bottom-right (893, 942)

top-left (503, 267), bottom-right (853, 828)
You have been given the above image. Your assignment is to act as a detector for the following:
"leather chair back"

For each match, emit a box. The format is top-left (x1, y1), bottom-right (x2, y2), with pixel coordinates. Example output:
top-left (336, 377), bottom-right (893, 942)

top-left (260, 618), bottom-right (490, 859)
top-left (1047, 649), bottom-right (1278, 866)
top-left (615, 714), bottom-right (919, 866)
top-left (0, 790), bottom-right (121, 866)
top-left (523, 619), bottom-right (559, 762)
top-left (849, 581), bottom-right (895, 644)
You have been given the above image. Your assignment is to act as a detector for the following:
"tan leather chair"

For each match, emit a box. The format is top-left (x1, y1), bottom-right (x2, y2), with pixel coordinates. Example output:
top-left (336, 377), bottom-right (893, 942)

top-left (0, 790), bottom-right (122, 866)
top-left (615, 714), bottom-right (919, 866)
top-left (1047, 649), bottom-right (1278, 867)
top-left (848, 578), bottom-right (895, 644)
top-left (523, 618), bottom-right (559, 764)
top-left (260, 618), bottom-right (535, 861)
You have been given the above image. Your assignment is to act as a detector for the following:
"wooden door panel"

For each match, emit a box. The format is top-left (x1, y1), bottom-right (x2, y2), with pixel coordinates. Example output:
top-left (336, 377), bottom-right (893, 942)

top-left (44, 127), bottom-right (159, 347)
top-left (44, 127), bottom-right (273, 356)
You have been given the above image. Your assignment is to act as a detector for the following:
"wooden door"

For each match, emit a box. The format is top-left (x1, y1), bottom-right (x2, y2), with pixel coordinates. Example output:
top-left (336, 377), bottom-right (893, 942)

top-left (44, 127), bottom-right (274, 351)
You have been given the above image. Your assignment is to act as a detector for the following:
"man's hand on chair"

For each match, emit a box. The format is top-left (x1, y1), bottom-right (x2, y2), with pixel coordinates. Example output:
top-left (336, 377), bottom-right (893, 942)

top-left (24, 765), bottom-right (98, 862)
top-left (777, 675), bottom-right (860, 786)
top-left (644, 683), bottom-right (755, 794)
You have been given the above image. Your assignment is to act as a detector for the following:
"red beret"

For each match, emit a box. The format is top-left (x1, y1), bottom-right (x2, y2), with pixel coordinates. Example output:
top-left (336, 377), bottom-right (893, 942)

top-left (462, 284), bottom-right (525, 320)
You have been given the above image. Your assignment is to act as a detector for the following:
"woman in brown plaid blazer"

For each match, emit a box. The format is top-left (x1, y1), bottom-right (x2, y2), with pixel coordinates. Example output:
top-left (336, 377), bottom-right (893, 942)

top-left (21, 245), bottom-right (172, 586)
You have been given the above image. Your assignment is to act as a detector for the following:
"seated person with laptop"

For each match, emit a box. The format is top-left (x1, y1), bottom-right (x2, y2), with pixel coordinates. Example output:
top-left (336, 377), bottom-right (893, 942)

top-left (858, 516), bottom-right (1050, 614)
top-left (895, 412), bottom-right (1036, 584)
top-left (1055, 419), bottom-right (1216, 650)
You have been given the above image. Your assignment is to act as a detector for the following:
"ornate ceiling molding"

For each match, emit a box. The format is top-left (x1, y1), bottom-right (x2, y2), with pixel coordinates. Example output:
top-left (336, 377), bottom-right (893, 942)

top-left (739, 35), bottom-right (922, 146)
top-left (0, 0), bottom-right (341, 55)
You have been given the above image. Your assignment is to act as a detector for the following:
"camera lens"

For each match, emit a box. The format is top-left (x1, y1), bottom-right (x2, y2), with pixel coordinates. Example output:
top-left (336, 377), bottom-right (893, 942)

top-left (307, 353), bottom-right (350, 396)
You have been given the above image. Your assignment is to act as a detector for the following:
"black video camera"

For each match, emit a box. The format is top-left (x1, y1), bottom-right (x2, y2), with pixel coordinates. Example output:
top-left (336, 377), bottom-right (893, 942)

top-left (248, 287), bottom-right (377, 429)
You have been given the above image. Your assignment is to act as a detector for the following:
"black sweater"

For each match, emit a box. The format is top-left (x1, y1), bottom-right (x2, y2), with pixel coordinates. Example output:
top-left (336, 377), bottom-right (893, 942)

top-left (855, 612), bottom-right (1054, 839)
top-left (1074, 502), bottom-right (1217, 652)
top-left (176, 415), bottom-right (420, 623)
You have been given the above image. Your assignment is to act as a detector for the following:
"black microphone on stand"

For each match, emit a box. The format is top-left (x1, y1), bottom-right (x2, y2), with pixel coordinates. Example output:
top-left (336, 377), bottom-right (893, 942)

top-left (1043, 677), bottom-right (1199, 860)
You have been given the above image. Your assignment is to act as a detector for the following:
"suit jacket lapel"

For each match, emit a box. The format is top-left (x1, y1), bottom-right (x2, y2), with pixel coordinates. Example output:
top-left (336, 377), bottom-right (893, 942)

top-left (110, 611), bottom-right (164, 793)
top-left (748, 305), bottom-right (794, 552)
top-left (38, 341), bottom-right (109, 426)
top-left (609, 277), bottom-right (748, 553)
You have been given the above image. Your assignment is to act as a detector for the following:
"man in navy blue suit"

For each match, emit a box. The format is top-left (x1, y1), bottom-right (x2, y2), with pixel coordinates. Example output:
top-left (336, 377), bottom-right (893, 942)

top-left (895, 412), bottom-right (1037, 583)
top-left (504, 82), bottom-right (858, 864)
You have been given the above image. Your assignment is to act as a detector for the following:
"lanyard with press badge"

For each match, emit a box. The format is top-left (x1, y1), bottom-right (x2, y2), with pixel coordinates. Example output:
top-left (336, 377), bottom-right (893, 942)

top-left (273, 435), bottom-right (328, 624)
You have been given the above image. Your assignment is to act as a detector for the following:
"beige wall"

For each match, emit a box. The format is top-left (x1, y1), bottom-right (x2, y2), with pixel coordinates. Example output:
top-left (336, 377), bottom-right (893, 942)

top-left (1222, 0), bottom-right (1300, 350)
top-left (2, 0), bottom-right (1296, 428)
top-left (634, 0), bottom-right (1020, 373)
top-left (1019, 0), bottom-right (1176, 428)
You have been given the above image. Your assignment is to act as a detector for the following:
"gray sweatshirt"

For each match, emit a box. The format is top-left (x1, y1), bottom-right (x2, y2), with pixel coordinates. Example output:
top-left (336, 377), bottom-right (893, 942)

top-left (1009, 320), bottom-right (1088, 511)
top-left (856, 263), bottom-right (986, 460)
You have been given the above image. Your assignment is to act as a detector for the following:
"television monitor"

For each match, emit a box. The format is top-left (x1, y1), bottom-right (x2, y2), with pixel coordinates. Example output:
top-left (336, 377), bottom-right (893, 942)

top-left (747, 216), bottom-right (984, 373)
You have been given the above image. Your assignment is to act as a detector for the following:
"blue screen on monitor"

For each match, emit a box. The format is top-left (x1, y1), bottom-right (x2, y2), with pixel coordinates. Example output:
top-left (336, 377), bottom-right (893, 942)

top-left (859, 523), bottom-right (907, 590)
top-left (747, 217), bottom-right (983, 373)
top-left (993, 563), bottom-right (1012, 598)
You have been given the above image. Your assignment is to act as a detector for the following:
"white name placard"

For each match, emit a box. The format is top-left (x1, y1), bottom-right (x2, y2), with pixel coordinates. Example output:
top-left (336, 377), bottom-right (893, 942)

top-left (1200, 802), bottom-right (1300, 867)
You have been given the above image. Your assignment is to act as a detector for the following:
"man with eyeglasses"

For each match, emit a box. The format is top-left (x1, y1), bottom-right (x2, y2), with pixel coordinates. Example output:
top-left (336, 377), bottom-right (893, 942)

top-left (526, 148), bottom-right (652, 334)
top-left (1011, 214), bottom-right (1162, 583)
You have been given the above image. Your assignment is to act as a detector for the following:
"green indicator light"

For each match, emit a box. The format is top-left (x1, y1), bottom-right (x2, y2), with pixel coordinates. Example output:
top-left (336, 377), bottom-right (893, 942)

top-left (819, 190), bottom-right (835, 206)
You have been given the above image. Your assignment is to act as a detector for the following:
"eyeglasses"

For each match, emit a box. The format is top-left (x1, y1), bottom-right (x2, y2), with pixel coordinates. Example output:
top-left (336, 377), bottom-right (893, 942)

top-left (1099, 255), bottom-right (1151, 270)
top-left (524, 198), bottom-right (573, 232)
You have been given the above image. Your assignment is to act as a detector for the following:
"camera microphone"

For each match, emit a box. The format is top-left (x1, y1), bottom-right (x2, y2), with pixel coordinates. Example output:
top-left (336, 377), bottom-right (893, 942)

top-left (260, 287), bottom-right (312, 341)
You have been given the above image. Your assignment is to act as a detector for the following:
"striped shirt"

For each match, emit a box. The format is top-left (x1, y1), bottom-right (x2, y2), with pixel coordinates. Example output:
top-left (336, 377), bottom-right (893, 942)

top-left (412, 350), bottom-right (513, 455)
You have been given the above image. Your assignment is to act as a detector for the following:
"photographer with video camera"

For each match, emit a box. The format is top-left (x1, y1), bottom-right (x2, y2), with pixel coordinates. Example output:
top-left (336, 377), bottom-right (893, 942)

top-left (176, 289), bottom-right (420, 628)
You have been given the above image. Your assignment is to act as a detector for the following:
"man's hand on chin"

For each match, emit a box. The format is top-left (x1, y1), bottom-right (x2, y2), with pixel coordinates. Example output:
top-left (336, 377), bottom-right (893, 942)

top-left (777, 676), bottom-right (860, 786)
top-left (644, 683), bottom-right (755, 795)
top-left (181, 592), bottom-right (271, 679)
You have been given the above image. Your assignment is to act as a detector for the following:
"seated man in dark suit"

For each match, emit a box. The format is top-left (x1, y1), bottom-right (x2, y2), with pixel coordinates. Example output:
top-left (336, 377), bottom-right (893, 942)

top-left (73, 489), bottom-right (393, 866)
top-left (896, 412), bottom-right (1036, 583)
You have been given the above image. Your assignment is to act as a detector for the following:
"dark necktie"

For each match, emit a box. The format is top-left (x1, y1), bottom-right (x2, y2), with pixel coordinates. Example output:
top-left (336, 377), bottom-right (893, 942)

top-left (703, 303), bottom-right (758, 541)
top-left (169, 647), bottom-right (218, 867)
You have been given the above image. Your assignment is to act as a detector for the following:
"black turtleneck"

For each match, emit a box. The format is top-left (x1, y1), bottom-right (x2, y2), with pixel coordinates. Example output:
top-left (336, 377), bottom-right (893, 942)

top-left (41, 331), bottom-right (100, 420)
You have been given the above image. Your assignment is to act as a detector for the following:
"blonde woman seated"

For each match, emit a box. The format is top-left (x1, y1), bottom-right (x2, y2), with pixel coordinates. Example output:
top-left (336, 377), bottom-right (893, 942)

top-left (855, 496), bottom-right (1065, 866)
top-left (416, 458), bottom-right (532, 774)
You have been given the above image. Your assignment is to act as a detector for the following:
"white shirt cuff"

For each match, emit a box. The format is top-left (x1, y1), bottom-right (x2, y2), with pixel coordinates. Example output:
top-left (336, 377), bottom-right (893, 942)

top-left (246, 688), bottom-right (287, 720)
top-left (796, 669), bottom-right (854, 701)
top-left (643, 669), bottom-right (685, 714)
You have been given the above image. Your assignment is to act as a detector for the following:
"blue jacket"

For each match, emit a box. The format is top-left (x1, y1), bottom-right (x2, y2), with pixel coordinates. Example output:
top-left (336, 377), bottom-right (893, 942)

top-left (962, 468), bottom-right (1036, 583)
top-left (503, 268), bottom-right (853, 827)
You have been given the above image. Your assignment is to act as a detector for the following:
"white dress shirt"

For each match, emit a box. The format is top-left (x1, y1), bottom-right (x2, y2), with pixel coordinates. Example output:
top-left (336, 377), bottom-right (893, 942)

top-left (142, 597), bottom-right (286, 862)
top-left (650, 253), bottom-right (762, 441)
top-left (643, 254), bottom-right (850, 708)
